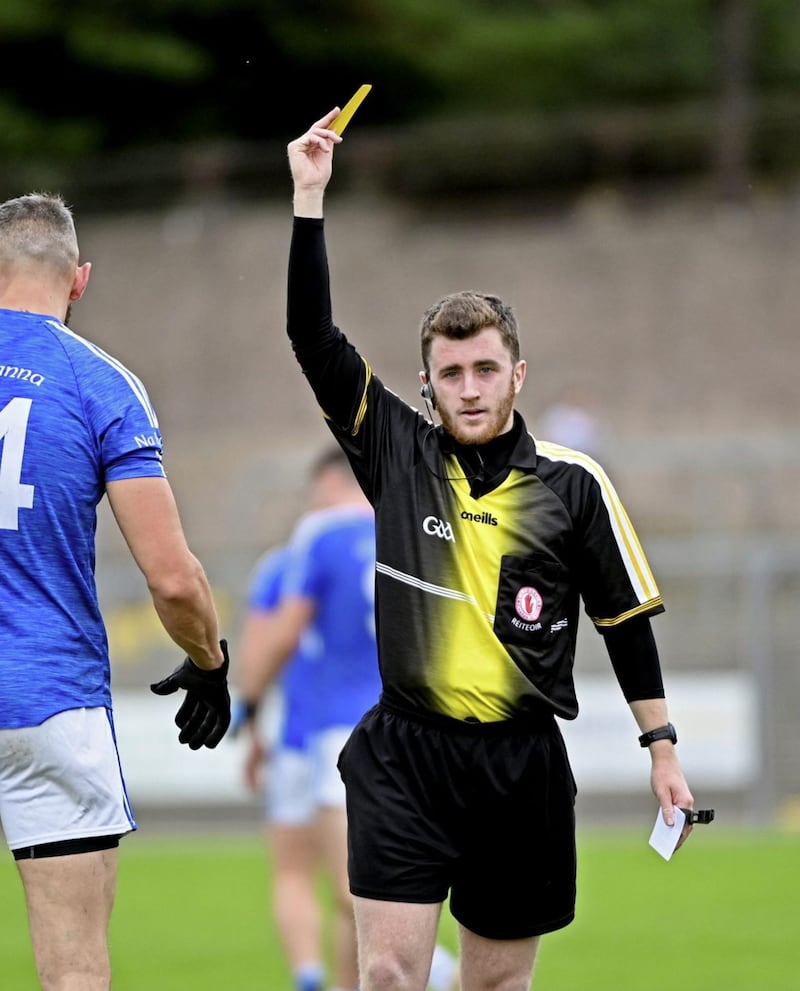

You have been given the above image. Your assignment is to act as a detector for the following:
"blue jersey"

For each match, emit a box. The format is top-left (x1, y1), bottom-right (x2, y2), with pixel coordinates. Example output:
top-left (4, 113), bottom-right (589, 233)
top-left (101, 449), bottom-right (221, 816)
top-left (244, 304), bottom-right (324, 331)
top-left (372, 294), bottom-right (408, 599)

top-left (281, 505), bottom-right (380, 730)
top-left (247, 545), bottom-right (320, 749)
top-left (0, 309), bottom-right (165, 728)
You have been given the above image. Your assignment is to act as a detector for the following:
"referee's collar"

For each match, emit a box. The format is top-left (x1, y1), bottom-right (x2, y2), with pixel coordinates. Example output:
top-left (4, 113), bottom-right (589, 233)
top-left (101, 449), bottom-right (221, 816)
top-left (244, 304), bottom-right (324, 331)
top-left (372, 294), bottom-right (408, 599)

top-left (437, 411), bottom-right (539, 474)
top-left (501, 410), bottom-right (540, 473)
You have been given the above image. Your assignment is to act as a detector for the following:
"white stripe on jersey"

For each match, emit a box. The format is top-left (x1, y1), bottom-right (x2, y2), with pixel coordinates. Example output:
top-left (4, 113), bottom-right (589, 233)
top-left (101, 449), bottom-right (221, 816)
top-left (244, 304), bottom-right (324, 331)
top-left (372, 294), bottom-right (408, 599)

top-left (376, 561), bottom-right (494, 621)
top-left (534, 438), bottom-right (659, 605)
top-left (48, 320), bottom-right (159, 429)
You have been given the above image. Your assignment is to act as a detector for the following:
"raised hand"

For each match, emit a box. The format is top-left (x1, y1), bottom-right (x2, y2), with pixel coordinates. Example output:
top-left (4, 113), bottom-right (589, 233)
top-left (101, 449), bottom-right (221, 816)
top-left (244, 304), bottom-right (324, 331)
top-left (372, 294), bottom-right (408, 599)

top-left (287, 109), bottom-right (343, 215)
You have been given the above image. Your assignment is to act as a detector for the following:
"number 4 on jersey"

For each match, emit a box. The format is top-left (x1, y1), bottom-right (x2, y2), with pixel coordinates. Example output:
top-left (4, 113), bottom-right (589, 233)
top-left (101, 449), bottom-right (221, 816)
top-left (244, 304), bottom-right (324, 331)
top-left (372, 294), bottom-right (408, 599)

top-left (0, 397), bottom-right (35, 530)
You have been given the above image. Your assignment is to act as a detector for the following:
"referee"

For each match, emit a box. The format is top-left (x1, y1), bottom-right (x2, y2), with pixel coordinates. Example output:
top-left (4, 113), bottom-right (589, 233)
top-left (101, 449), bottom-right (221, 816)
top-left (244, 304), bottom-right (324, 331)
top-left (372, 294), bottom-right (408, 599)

top-left (285, 110), bottom-right (695, 991)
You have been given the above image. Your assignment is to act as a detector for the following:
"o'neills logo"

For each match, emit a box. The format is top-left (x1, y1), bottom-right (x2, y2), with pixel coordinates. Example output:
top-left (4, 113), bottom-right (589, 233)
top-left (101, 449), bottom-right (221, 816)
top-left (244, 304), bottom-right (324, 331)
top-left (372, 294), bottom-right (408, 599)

top-left (460, 509), bottom-right (498, 526)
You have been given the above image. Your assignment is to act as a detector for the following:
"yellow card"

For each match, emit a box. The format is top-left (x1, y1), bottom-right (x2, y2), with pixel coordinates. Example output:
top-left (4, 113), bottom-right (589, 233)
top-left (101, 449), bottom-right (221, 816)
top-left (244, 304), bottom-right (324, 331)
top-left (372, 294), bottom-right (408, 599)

top-left (330, 84), bottom-right (372, 135)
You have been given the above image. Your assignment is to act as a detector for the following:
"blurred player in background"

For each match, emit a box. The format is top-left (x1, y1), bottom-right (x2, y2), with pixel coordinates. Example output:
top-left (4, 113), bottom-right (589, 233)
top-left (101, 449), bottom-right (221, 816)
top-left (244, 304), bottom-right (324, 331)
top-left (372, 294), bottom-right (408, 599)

top-left (283, 111), bottom-right (695, 991)
top-left (0, 193), bottom-right (230, 991)
top-left (236, 448), bottom-right (380, 991)
top-left (537, 383), bottom-right (609, 462)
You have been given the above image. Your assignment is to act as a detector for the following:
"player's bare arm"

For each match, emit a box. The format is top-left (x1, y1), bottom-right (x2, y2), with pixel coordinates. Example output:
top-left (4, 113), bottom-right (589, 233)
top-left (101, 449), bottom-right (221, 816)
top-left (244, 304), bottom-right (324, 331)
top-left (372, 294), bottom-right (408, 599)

top-left (106, 476), bottom-right (223, 671)
top-left (235, 596), bottom-right (315, 790)
top-left (287, 109), bottom-right (342, 217)
top-left (236, 597), bottom-right (315, 703)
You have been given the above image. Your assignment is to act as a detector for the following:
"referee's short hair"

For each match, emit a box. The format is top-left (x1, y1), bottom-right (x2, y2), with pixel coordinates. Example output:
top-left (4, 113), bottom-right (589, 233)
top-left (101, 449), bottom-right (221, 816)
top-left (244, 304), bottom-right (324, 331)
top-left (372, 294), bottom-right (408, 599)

top-left (419, 290), bottom-right (520, 371)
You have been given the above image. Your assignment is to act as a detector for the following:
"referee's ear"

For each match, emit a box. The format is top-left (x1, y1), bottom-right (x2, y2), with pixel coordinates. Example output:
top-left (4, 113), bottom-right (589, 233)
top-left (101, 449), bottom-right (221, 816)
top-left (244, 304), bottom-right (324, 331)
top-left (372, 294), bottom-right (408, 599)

top-left (419, 371), bottom-right (436, 409)
top-left (512, 358), bottom-right (527, 395)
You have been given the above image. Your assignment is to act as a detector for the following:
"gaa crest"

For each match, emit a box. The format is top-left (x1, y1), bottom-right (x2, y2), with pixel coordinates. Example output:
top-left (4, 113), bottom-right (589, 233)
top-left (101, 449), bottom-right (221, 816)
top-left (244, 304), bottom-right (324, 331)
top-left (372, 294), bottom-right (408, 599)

top-left (514, 586), bottom-right (543, 622)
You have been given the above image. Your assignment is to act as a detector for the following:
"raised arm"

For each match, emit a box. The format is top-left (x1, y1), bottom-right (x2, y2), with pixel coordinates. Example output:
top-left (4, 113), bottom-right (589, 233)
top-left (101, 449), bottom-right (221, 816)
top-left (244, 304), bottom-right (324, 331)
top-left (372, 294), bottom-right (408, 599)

top-left (286, 112), bottom-right (370, 430)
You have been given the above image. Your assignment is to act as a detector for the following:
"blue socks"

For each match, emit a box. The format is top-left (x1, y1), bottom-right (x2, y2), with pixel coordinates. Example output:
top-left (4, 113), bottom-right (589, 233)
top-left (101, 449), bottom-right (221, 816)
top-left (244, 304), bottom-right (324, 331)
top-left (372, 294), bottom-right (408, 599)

top-left (294, 963), bottom-right (325, 991)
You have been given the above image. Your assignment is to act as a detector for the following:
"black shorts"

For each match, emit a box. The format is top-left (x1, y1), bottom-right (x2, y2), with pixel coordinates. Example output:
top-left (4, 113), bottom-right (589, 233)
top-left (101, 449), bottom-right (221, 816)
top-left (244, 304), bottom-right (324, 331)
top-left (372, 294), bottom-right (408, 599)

top-left (337, 700), bottom-right (577, 940)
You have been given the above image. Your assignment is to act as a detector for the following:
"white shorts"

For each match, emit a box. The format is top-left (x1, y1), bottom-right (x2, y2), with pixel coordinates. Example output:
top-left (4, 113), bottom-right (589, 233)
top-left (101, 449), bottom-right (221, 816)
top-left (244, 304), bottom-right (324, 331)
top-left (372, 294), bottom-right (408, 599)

top-left (0, 707), bottom-right (136, 852)
top-left (266, 725), bottom-right (352, 826)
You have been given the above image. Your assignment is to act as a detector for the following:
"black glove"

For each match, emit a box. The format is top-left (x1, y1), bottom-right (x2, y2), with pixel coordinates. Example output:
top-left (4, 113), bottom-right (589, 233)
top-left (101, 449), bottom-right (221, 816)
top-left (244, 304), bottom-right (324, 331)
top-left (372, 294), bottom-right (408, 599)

top-left (150, 640), bottom-right (231, 750)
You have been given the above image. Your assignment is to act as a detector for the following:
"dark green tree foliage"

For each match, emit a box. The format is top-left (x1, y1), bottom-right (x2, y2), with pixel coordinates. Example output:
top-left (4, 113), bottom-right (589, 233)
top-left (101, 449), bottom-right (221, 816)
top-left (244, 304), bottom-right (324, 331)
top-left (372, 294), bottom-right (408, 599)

top-left (1, 0), bottom-right (799, 170)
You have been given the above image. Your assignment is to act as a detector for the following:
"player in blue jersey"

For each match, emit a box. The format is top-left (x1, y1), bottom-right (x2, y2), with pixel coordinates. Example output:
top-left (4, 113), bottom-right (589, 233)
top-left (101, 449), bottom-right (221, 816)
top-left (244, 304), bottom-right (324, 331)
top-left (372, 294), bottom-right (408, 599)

top-left (236, 447), bottom-right (382, 991)
top-left (0, 193), bottom-right (230, 990)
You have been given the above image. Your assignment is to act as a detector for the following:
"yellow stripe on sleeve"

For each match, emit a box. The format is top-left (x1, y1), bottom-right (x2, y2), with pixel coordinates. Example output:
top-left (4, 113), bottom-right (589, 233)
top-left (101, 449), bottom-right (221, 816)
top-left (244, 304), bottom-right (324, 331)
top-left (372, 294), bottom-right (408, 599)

top-left (591, 597), bottom-right (664, 627)
top-left (351, 357), bottom-right (372, 436)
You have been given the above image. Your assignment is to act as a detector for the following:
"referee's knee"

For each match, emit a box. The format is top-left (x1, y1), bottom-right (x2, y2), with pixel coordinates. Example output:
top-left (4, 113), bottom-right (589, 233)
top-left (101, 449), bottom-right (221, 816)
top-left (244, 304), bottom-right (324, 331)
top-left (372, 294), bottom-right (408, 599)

top-left (358, 949), bottom-right (423, 991)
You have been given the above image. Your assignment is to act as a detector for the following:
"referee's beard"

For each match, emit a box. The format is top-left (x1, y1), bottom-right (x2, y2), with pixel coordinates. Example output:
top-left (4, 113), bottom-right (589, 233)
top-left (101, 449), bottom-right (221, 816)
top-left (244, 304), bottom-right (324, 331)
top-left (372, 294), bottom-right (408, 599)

top-left (438, 377), bottom-right (517, 447)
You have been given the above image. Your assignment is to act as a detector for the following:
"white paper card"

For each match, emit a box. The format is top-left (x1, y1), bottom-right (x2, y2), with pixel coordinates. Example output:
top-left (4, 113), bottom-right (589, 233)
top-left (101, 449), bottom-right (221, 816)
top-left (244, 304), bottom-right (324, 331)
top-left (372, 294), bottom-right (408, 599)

top-left (648, 805), bottom-right (686, 861)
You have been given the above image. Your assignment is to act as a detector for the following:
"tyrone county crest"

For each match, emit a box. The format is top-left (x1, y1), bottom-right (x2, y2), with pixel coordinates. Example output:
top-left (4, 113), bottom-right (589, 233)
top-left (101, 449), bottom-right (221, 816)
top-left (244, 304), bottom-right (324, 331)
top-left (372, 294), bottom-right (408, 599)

top-left (515, 586), bottom-right (543, 622)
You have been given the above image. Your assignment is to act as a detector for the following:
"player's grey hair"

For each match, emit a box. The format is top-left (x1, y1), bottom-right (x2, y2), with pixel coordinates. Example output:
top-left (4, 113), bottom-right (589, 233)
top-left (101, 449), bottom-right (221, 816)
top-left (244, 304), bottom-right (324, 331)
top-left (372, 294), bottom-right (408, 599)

top-left (0, 192), bottom-right (79, 275)
top-left (419, 290), bottom-right (520, 371)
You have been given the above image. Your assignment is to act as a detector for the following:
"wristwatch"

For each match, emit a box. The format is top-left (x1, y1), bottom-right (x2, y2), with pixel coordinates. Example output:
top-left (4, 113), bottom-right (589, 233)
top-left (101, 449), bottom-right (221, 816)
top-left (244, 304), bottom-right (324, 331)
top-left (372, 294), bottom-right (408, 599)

top-left (638, 722), bottom-right (677, 747)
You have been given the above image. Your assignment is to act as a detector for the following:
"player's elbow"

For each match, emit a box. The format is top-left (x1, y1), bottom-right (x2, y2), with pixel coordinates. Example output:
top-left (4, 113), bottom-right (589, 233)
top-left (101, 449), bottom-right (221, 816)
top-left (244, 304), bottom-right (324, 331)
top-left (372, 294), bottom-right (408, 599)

top-left (146, 555), bottom-right (209, 610)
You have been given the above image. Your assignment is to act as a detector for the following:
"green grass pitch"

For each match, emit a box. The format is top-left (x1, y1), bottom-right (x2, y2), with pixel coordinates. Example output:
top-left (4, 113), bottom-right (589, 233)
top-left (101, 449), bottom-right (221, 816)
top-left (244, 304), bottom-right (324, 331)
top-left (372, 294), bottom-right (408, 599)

top-left (0, 828), bottom-right (797, 989)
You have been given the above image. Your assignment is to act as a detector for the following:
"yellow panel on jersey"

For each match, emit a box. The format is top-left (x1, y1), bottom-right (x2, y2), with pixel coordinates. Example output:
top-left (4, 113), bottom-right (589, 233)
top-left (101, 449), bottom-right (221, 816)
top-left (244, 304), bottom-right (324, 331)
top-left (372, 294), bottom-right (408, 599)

top-left (424, 461), bottom-right (535, 720)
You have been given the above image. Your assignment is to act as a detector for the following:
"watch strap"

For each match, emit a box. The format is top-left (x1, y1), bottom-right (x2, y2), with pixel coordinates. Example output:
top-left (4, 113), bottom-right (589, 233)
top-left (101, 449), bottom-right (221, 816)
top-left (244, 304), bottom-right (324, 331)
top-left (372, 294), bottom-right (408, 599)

top-left (638, 722), bottom-right (677, 747)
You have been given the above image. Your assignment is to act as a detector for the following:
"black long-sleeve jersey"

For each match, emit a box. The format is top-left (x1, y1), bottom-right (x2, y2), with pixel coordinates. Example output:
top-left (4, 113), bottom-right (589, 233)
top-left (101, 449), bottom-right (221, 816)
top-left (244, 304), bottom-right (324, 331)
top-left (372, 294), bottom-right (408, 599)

top-left (287, 217), bottom-right (665, 721)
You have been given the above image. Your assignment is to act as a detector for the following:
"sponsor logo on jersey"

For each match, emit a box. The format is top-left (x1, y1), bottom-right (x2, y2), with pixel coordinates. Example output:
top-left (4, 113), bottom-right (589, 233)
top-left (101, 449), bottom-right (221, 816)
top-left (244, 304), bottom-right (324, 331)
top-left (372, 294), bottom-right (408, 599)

top-left (460, 509), bottom-right (498, 526)
top-left (134, 432), bottom-right (162, 449)
top-left (422, 515), bottom-right (455, 542)
top-left (0, 365), bottom-right (45, 386)
top-left (550, 618), bottom-right (569, 633)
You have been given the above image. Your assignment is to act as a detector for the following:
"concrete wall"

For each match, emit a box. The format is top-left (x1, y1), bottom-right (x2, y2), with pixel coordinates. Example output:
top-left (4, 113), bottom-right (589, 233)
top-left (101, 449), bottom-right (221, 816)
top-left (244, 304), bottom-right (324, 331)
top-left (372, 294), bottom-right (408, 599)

top-left (78, 188), bottom-right (799, 564)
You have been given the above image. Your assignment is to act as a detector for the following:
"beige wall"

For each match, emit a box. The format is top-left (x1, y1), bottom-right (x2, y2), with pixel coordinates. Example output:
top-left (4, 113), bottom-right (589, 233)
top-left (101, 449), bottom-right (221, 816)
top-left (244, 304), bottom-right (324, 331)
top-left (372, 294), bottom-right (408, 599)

top-left (78, 192), bottom-right (799, 817)
top-left (78, 190), bottom-right (799, 559)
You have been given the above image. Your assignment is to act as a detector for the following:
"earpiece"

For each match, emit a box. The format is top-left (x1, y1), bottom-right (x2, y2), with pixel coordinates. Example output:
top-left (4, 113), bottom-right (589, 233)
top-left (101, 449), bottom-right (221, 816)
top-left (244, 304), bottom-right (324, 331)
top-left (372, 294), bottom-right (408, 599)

top-left (420, 381), bottom-right (437, 410)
